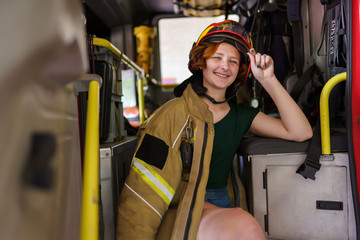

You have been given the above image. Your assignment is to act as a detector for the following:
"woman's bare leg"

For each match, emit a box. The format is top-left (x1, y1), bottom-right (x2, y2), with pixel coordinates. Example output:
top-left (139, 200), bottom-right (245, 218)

top-left (196, 202), bottom-right (266, 240)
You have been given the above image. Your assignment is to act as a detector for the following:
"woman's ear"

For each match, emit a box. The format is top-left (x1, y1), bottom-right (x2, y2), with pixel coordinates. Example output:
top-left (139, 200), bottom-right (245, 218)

top-left (238, 63), bottom-right (248, 77)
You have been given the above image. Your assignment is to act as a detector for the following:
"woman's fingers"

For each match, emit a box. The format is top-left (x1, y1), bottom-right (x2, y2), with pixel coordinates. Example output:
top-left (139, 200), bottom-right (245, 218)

top-left (263, 54), bottom-right (273, 69)
top-left (247, 49), bottom-right (259, 69)
top-left (248, 49), bottom-right (272, 70)
top-left (261, 54), bottom-right (267, 69)
top-left (255, 53), bottom-right (262, 68)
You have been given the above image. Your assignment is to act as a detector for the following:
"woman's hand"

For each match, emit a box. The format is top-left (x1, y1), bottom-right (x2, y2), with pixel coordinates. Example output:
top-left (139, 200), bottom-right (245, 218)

top-left (247, 49), bottom-right (275, 84)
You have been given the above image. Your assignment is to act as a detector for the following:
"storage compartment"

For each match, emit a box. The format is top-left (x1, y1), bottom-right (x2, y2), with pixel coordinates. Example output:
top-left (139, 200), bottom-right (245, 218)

top-left (99, 136), bottom-right (138, 240)
top-left (239, 137), bottom-right (356, 240)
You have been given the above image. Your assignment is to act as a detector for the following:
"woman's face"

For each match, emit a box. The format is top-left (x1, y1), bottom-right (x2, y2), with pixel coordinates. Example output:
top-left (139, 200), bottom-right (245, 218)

top-left (202, 43), bottom-right (240, 93)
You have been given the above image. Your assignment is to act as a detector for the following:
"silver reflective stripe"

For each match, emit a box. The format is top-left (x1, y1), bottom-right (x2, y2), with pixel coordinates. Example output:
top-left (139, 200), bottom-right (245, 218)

top-left (132, 158), bottom-right (175, 205)
top-left (125, 183), bottom-right (162, 219)
top-left (172, 113), bottom-right (190, 148)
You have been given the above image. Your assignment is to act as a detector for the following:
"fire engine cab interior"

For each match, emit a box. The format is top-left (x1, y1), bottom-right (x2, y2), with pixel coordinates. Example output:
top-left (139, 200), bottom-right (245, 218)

top-left (0, 0), bottom-right (359, 239)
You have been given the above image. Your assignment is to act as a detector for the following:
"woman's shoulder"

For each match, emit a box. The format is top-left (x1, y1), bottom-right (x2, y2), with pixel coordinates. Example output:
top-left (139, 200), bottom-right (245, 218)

top-left (230, 101), bottom-right (257, 111)
top-left (142, 97), bottom-right (188, 125)
top-left (157, 97), bottom-right (187, 114)
top-left (230, 102), bottom-right (260, 119)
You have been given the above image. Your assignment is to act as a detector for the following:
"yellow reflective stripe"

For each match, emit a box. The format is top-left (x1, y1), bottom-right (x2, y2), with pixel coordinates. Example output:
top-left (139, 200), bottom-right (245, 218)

top-left (190, 127), bottom-right (197, 143)
top-left (131, 157), bottom-right (175, 205)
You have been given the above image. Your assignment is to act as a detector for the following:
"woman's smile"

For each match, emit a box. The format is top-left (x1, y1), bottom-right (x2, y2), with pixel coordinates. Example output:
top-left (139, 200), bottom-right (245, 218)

top-left (214, 72), bottom-right (229, 78)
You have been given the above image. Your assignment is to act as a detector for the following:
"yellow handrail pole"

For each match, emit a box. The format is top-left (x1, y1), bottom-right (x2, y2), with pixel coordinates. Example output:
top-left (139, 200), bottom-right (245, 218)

top-left (92, 37), bottom-right (145, 78)
top-left (319, 72), bottom-right (347, 155)
top-left (137, 77), bottom-right (146, 123)
top-left (80, 80), bottom-right (100, 240)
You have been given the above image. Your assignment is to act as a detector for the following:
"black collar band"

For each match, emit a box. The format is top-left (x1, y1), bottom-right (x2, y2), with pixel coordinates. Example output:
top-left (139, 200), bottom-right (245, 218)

top-left (203, 93), bottom-right (236, 104)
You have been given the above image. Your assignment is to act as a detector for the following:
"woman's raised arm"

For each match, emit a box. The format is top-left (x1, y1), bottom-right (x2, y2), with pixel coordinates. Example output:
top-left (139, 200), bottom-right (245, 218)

top-left (247, 49), bottom-right (313, 142)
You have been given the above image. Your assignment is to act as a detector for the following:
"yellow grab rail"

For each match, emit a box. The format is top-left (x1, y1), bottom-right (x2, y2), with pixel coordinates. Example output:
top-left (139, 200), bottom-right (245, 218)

top-left (92, 37), bottom-right (146, 79)
top-left (319, 72), bottom-right (347, 155)
top-left (137, 77), bottom-right (146, 123)
top-left (80, 80), bottom-right (101, 240)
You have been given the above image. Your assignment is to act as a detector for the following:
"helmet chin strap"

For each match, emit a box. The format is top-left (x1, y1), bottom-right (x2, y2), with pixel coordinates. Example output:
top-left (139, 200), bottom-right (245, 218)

top-left (203, 93), bottom-right (236, 104)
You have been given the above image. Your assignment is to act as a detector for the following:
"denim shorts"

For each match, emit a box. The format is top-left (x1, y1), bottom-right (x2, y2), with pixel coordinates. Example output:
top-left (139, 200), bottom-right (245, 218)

top-left (204, 187), bottom-right (233, 208)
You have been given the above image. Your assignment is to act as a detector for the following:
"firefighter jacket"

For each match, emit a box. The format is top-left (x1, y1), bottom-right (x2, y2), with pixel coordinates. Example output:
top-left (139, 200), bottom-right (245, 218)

top-left (116, 84), bottom-right (215, 240)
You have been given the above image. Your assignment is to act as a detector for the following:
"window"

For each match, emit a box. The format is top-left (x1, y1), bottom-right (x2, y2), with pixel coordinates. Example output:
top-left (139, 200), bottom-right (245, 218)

top-left (158, 15), bottom-right (240, 85)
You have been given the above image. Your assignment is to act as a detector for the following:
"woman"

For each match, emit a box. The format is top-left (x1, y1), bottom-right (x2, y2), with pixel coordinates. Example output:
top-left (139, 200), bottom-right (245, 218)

top-left (116, 20), bottom-right (312, 240)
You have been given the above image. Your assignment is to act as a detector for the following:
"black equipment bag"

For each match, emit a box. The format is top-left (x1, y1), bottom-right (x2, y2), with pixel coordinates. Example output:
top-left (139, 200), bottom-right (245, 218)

top-left (321, 0), bottom-right (347, 69)
top-left (95, 60), bottom-right (113, 143)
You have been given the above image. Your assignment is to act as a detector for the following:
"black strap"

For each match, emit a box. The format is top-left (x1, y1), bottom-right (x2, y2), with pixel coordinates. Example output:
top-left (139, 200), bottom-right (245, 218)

top-left (290, 64), bottom-right (317, 102)
top-left (291, 21), bottom-right (304, 77)
top-left (296, 119), bottom-right (321, 180)
top-left (287, 0), bottom-right (304, 77)
top-left (203, 93), bottom-right (236, 104)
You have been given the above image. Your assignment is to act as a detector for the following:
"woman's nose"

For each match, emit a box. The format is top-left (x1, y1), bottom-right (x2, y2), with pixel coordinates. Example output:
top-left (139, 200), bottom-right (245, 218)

top-left (220, 60), bottom-right (229, 70)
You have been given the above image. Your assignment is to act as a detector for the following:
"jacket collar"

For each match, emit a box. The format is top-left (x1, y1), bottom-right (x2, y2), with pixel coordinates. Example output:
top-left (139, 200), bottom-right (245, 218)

top-left (182, 84), bottom-right (213, 125)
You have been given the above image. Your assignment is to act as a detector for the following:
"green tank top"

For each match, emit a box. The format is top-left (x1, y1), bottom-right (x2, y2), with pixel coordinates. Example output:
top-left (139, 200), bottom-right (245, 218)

top-left (206, 102), bottom-right (259, 189)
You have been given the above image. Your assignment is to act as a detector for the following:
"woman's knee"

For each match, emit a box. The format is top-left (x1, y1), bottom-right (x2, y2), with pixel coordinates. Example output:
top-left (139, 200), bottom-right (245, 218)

top-left (230, 208), bottom-right (265, 239)
top-left (197, 207), bottom-right (266, 240)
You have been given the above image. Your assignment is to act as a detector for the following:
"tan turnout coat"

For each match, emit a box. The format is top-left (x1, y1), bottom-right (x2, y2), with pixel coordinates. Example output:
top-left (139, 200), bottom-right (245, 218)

top-left (117, 85), bottom-right (215, 240)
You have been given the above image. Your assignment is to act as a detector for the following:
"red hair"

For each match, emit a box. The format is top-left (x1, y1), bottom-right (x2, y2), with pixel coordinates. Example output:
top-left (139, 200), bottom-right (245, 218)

top-left (189, 42), bottom-right (221, 71)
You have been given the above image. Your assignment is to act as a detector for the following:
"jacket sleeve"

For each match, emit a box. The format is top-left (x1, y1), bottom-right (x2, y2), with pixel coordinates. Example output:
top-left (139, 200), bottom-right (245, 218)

top-left (116, 117), bottom-right (183, 239)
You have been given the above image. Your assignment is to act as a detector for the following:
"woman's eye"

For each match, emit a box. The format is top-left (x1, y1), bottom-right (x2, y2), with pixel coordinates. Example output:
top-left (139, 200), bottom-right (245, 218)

top-left (230, 60), bottom-right (239, 65)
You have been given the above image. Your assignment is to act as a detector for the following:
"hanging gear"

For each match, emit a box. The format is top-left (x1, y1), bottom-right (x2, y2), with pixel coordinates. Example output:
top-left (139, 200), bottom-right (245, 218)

top-left (175, 0), bottom-right (225, 17)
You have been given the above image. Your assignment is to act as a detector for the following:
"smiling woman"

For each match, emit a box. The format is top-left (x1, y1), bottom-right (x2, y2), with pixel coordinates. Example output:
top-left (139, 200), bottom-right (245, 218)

top-left (188, 20), bottom-right (312, 240)
top-left (116, 19), bottom-right (313, 240)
